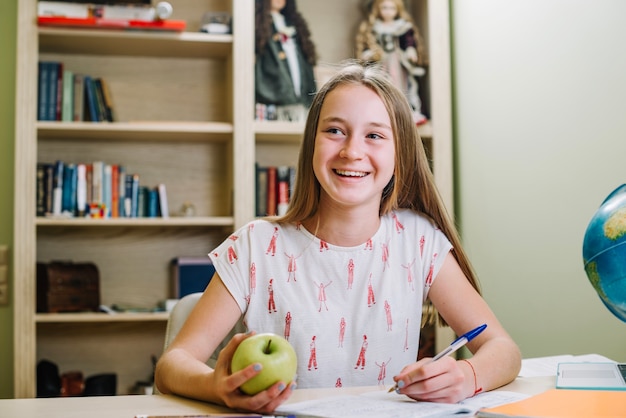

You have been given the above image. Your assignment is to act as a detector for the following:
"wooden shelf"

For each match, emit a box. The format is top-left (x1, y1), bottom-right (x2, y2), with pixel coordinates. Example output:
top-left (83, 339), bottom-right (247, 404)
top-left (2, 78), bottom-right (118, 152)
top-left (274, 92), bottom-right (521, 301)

top-left (38, 121), bottom-right (233, 142)
top-left (35, 216), bottom-right (234, 227)
top-left (39, 27), bottom-right (232, 58)
top-left (36, 312), bottom-right (169, 323)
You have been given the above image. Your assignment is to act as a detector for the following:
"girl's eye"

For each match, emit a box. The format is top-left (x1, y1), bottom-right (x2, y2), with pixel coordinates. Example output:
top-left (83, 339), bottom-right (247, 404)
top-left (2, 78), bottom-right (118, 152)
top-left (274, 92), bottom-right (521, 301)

top-left (326, 127), bottom-right (344, 135)
top-left (367, 133), bottom-right (383, 140)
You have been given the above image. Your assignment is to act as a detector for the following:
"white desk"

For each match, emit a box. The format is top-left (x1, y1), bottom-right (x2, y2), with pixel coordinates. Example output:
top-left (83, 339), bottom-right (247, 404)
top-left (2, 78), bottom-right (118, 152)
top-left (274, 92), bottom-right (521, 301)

top-left (0, 376), bottom-right (555, 418)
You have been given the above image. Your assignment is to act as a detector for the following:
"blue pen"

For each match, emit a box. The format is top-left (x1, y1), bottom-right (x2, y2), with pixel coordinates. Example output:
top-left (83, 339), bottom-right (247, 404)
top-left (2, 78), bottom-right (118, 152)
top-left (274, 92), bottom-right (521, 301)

top-left (389, 323), bottom-right (487, 392)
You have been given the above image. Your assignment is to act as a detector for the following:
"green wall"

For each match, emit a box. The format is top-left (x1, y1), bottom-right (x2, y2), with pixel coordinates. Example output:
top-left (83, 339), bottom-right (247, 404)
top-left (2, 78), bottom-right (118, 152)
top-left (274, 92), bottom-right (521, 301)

top-left (0, 0), bottom-right (16, 399)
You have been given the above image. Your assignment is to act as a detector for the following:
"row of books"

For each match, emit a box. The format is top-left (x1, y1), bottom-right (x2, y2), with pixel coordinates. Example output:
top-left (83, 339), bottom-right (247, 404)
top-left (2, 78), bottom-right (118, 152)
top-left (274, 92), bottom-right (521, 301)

top-left (36, 161), bottom-right (169, 219)
top-left (255, 164), bottom-right (296, 217)
top-left (37, 61), bottom-right (115, 122)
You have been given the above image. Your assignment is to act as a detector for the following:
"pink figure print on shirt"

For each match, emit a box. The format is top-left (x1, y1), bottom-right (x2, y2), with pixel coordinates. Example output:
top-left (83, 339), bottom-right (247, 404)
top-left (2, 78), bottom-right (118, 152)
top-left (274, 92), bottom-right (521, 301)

top-left (339, 317), bottom-right (346, 347)
top-left (308, 336), bottom-right (318, 371)
top-left (426, 252), bottom-right (438, 287)
top-left (367, 274), bottom-right (376, 307)
top-left (319, 239), bottom-right (329, 252)
top-left (404, 318), bottom-right (409, 351)
top-left (381, 240), bottom-right (390, 271)
top-left (384, 300), bottom-right (392, 331)
top-left (355, 335), bottom-right (368, 369)
top-left (314, 280), bottom-right (332, 312)
top-left (249, 262), bottom-right (257, 294)
top-left (227, 246), bottom-right (238, 264)
top-left (267, 278), bottom-right (277, 313)
top-left (285, 252), bottom-right (299, 282)
top-left (375, 358), bottom-right (391, 385)
top-left (401, 258), bottom-right (416, 291)
top-left (266, 227), bottom-right (279, 256)
top-left (284, 311), bottom-right (292, 340)
top-left (364, 238), bottom-right (373, 251)
top-left (335, 377), bottom-right (342, 387)
top-left (347, 259), bottom-right (355, 290)
top-left (419, 235), bottom-right (425, 257)
top-left (228, 234), bottom-right (238, 241)
top-left (392, 212), bottom-right (405, 233)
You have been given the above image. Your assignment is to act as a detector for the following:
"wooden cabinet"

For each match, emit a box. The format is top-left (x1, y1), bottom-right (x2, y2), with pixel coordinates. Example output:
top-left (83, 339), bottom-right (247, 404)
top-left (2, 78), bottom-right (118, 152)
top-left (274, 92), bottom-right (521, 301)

top-left (13, 0), bottom-right (452, 397)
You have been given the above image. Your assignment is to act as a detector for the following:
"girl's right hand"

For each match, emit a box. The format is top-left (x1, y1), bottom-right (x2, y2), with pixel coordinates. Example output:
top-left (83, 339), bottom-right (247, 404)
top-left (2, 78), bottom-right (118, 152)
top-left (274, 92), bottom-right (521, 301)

top-left (209, 332), bottom-right (296, 414)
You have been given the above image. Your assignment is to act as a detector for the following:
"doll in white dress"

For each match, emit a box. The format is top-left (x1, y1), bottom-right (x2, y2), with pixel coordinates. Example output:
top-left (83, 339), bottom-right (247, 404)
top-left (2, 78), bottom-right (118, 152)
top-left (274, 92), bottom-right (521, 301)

top-left (356, 0), bottom-right (427, 124)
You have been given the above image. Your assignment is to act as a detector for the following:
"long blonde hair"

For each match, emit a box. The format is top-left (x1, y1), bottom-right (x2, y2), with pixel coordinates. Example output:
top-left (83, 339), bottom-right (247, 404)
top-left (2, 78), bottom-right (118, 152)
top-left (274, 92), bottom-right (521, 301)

top-left (277, 61), bottom-right (479, 325)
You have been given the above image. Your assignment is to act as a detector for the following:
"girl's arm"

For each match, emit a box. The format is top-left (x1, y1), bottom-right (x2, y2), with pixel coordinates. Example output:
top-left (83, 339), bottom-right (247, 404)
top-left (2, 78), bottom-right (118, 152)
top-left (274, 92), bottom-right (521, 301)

top-left (154, 274), bottom-right (294, 413)
top-left (393, 252), bottom-right (521, 402)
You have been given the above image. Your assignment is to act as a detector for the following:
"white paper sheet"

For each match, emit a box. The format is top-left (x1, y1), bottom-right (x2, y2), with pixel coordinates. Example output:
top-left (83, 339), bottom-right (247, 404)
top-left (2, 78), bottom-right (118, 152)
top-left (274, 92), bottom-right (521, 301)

top-left (276, 389), bottom-right (528, 418)
top-left (519, 354), bottom-right (615, 377)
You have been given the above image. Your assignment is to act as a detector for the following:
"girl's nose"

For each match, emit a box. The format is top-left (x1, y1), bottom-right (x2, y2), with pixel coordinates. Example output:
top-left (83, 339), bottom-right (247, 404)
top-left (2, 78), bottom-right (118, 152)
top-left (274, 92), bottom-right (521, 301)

top-left (339, 138), bottom-right (363, 159)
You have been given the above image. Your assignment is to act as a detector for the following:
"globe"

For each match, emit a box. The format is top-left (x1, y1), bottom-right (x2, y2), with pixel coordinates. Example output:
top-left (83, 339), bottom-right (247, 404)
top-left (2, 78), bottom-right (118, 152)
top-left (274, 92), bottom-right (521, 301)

top-left (583, 184), bottom-right (626, 322)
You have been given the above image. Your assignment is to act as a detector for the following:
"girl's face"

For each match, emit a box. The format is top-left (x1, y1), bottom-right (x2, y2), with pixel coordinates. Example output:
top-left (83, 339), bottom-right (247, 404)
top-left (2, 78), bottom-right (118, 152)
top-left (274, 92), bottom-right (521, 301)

top-left (378, 0), bottom-right (398, 22)
top-left (312, 84), bottom-right (396, 214)
top-left (271, 0), bottom-right (286, 13)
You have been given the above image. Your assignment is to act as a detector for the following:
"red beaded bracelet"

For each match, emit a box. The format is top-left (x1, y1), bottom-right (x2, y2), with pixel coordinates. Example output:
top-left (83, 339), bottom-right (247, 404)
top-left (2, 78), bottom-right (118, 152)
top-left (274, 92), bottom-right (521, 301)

top-left (462, 359), bottom-right (483, 396)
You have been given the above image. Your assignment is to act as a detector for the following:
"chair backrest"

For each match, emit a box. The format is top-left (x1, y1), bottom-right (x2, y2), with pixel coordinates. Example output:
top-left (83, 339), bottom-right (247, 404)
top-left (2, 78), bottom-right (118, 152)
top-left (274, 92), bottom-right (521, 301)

top-left (154, 292), bottom-right (246, 394)
top-left (162, 292), bottom-right (203, 351)
top-left (162, 292), bottom-right (247, 366)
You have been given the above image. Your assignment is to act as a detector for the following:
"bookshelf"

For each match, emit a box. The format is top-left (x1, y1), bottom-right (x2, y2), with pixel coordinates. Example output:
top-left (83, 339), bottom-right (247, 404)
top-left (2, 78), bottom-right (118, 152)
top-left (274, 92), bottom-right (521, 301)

top-left (13, 0), bottom-right (453, 397)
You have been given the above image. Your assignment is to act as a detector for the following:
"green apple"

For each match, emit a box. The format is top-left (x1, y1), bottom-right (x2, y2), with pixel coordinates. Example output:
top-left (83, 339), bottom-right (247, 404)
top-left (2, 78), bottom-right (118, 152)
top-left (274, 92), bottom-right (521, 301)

top-left (230, 332), bottom-right (297, 395)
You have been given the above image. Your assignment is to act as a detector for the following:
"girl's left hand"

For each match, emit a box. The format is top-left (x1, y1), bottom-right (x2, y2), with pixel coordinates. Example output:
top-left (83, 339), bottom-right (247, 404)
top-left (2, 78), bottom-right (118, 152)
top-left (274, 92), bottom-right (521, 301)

top-left (391, 356), bottom-right (472, 403)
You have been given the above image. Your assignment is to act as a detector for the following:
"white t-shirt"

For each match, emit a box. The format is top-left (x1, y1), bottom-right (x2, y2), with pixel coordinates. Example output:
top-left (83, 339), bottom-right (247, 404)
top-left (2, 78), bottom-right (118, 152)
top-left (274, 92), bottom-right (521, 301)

top-left (209, 209), bottom-right (452, 388)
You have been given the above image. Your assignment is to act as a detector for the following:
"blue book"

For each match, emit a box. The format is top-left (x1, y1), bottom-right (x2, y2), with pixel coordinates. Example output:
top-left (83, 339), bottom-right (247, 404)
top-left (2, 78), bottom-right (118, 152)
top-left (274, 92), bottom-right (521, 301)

top-left (37, 62), bottom-right (50, 121)
top-left (48, 62), bottom-right (60, 121)
top-left (83, 75), bottom-right (99, 122)
top-left (147, 187), bottom-right (159, 218)
top-left (61, 163), bottom-right (77, 215)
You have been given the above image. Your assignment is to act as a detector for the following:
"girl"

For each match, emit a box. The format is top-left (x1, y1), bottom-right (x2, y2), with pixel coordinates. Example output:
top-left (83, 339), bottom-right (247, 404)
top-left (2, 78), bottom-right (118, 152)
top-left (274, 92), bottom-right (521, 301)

top-left (155, 61), bottom-right (521, 414)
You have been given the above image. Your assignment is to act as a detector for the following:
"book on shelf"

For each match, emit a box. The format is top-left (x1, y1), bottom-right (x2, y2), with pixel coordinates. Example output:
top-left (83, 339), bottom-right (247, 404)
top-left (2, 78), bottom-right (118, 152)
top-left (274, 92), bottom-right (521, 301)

top-left (51, 160), bottom-right (64, 216)
top-left (72, 73), bottom-right (85, 122)
top-left (61, 68), bottom-right (74, 122)
top-left (38, 61), bottom-right (117, 123)
top-left (256, 164), bottom-right (296, 217)
top-left (36, 159), bottom-right (171, 219)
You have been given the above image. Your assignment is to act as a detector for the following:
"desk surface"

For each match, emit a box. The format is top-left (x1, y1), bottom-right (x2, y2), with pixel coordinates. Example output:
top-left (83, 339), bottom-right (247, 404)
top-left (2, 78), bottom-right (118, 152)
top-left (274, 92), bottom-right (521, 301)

top-left (0, 376), bottom-right (555, 418)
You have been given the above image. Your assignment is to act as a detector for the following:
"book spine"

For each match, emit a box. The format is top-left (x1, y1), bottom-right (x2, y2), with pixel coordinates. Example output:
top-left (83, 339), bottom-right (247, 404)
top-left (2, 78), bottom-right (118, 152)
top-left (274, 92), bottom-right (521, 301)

top-left (61, 69), bottom-right (73, 122)
top-left (276, 165), bottom-right (290, 216)
top-left (85, 163), bottom-right (93, 211)
top-left (36, 163), bottom-right (46, 216)
top-left (117, 165), bottom-right (126, 217)
top-left (266, 166), bottom-right (277, 216)
top-left (255, 163), bottom-right (268, 217)
top-left (38, 62), bottom-right (50, 121)
top-left (62, 163), bottom-right (77, 216)
top-left (130, 174), bottom-right (139, 218)
top-left (47, 62), bottom-right (59, 121)
top-left (44, 163), bottom-right (54, 215)
top-left (52, 160), bottom-right (64, 216)
top-left (103, 164), bottom-right (112, 217)
top-left (99, 78), bottom-right (115, 122)
top-left (111, 164), bottom-right (119, 218)
top-left (54, 62), bottom-right (63, 121)
top-left (83, 76), bottom-right (99, 122)
top-left (137, 186), bottom-right (148, 218)
top-left (147, 187), bottom-right (159, 218)
top-left (76, 163), bottom-right (87, 217)
top-left (72, 73), bottom-right (84, 121)
top-left (93, 78), bottom-right (107, 122)
top-left (158, 183), bottom-right (169, 218)
top-left (124, 173), bottom-right (133, 218)
top-left (92, 161), bottom-right (103, 205)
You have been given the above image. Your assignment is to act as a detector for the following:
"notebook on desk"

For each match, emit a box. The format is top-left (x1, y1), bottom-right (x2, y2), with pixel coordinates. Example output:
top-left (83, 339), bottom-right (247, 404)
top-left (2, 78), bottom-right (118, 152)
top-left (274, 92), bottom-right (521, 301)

top-left (556, 362), bottom-right (626, 390)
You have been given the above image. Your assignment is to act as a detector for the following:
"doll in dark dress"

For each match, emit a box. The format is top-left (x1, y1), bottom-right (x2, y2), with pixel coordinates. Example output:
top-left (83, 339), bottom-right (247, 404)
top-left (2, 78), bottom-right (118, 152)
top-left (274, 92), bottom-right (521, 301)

top-left (255, 0), bottom-right (318, 122)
